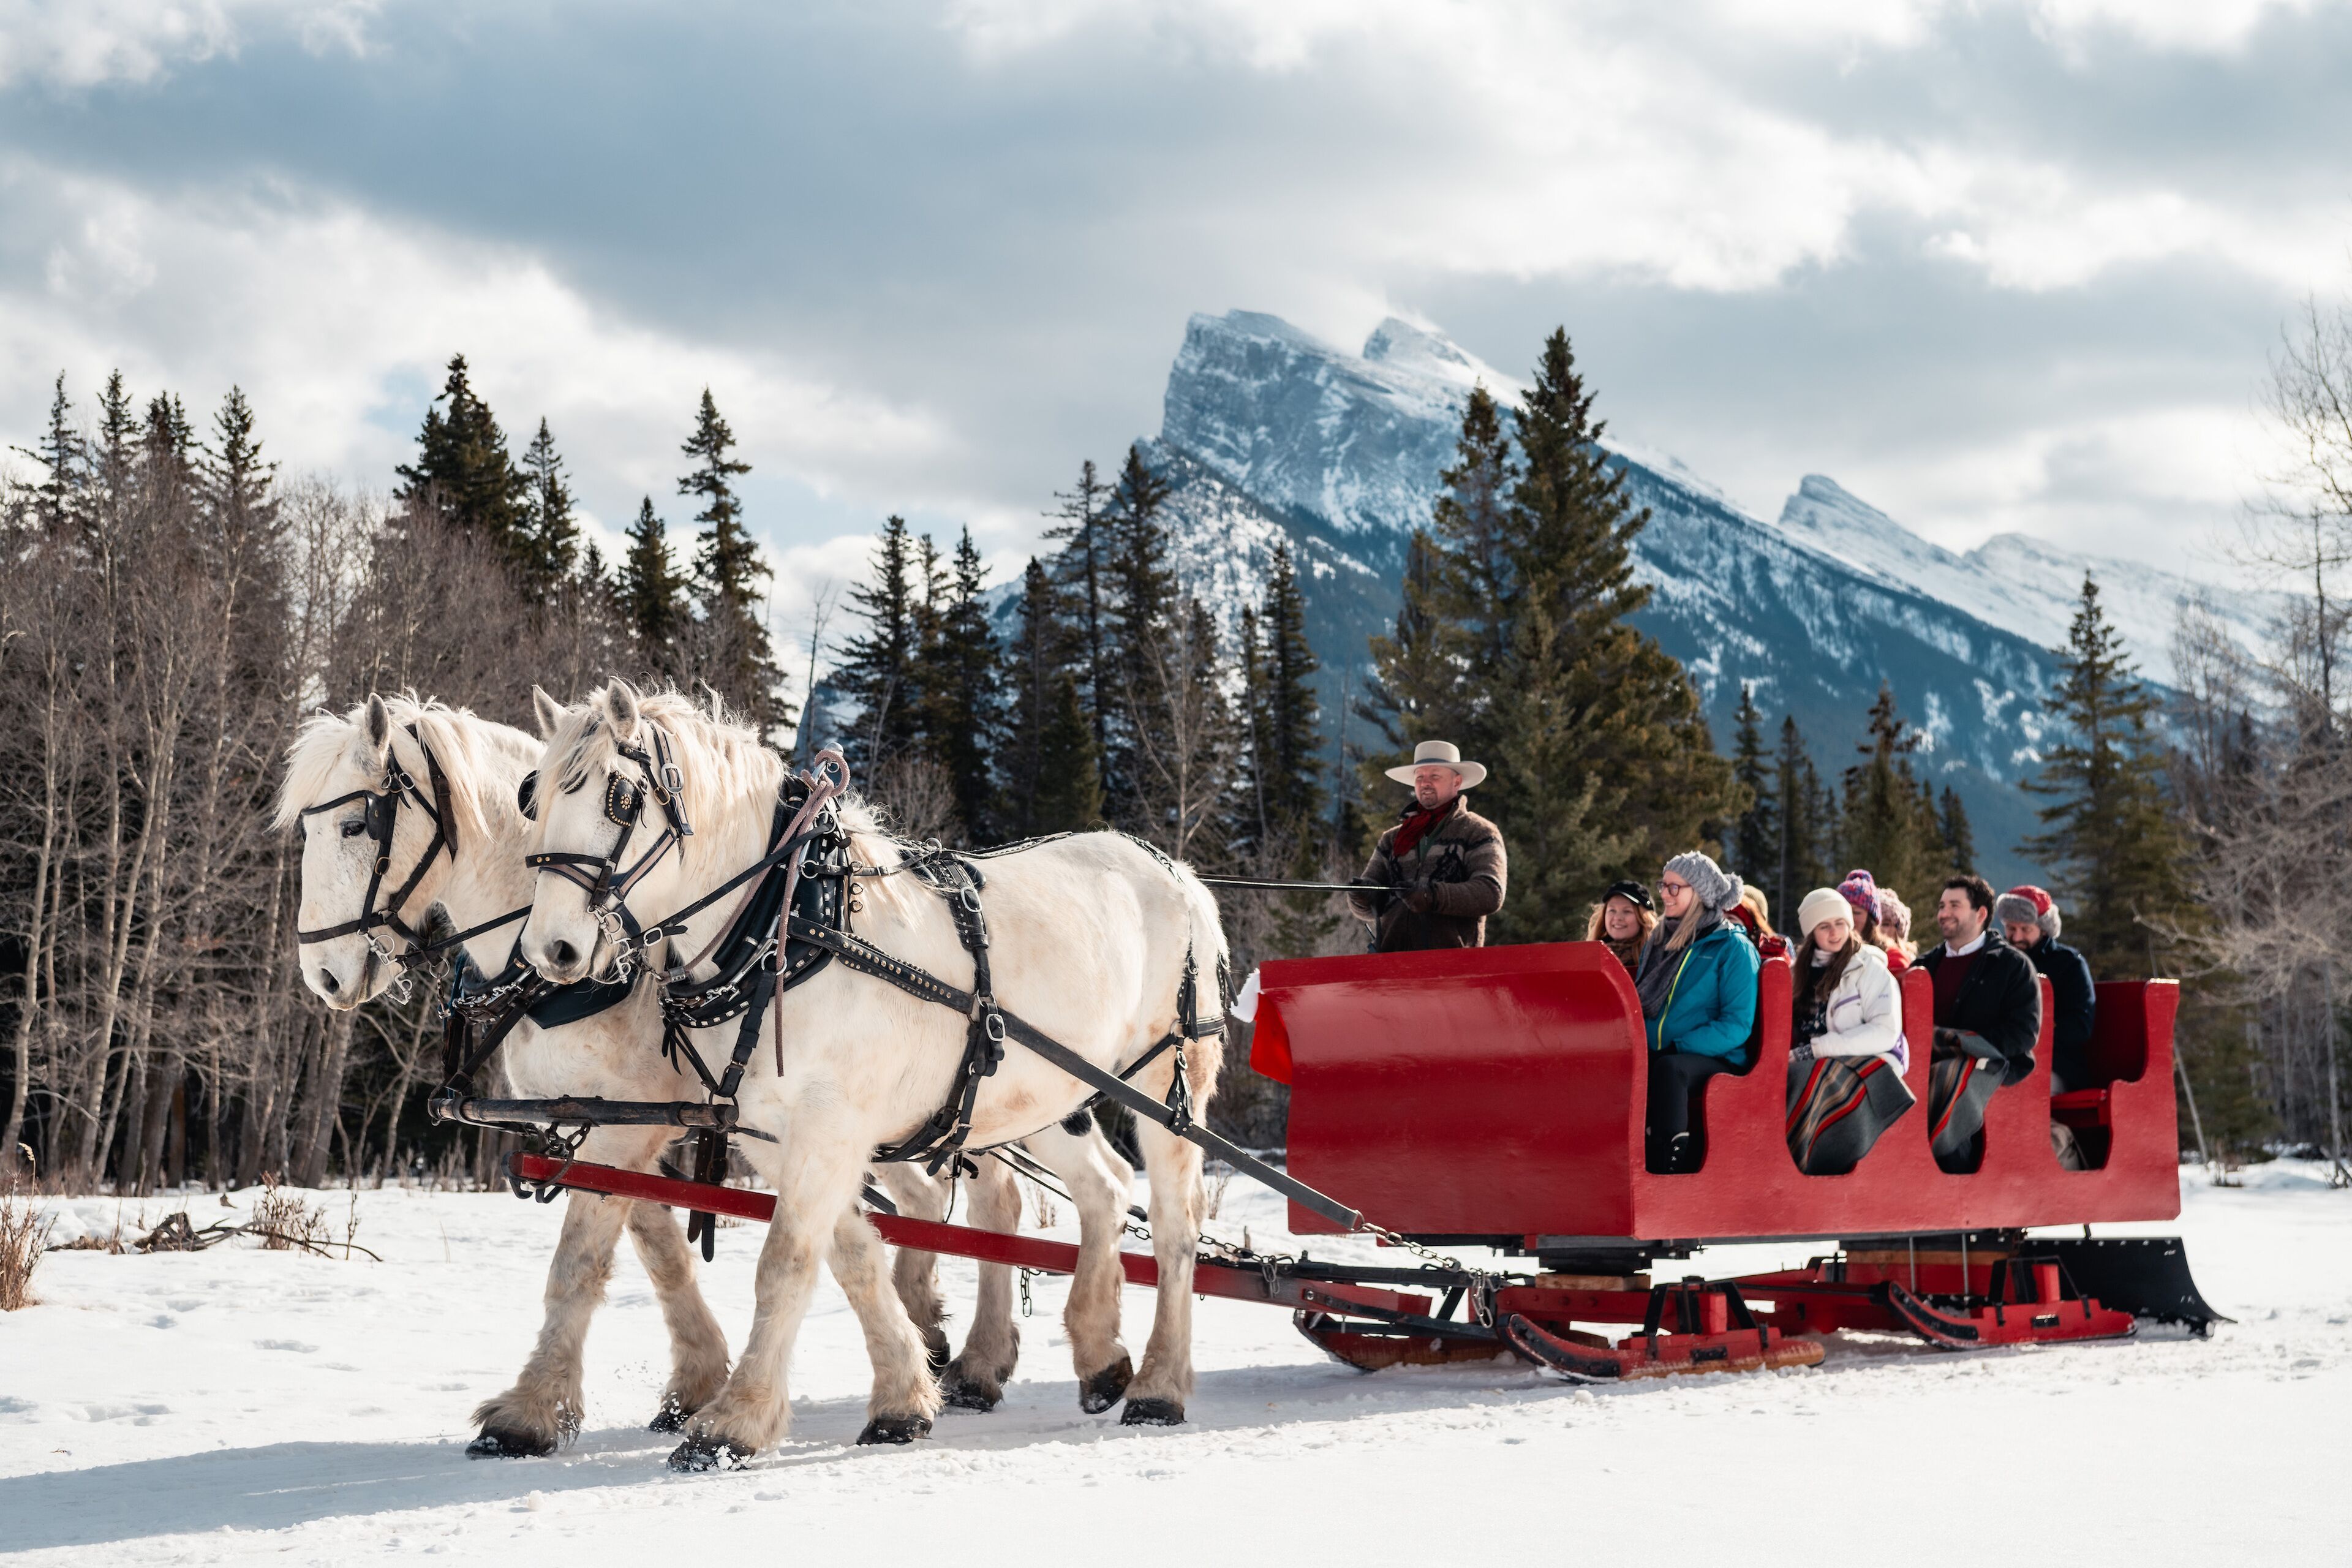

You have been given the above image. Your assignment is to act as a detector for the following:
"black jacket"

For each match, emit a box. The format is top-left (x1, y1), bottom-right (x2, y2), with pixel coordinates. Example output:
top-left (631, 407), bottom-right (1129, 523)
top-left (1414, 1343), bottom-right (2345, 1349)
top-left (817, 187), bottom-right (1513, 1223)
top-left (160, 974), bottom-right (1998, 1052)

top-left (2022, 936), bottom-right (2097, 1090)
top-left (1918, 928), bottom-right (2043, 1085)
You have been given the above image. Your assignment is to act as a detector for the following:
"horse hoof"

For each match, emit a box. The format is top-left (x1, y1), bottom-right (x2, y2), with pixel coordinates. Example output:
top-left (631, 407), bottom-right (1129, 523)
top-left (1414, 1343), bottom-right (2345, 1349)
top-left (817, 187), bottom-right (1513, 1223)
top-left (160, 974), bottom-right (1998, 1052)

top-left (647, 1398), bottom-right (691, 1434)
top-left (668, 1434), bottom-right (753, 1472)
top-left (856, 1414), bottom-right (933, 1446)
top-left (923, 1327), bottom-right (953, 1377)
top-left (1077, 1355), bottom-right (1134, 1415)
top-left (1119, 1396), bottom-right (1184, 1427)
top-left (938, 1367), bottom-right (1001, 1412)
top-left (466, 1427), bottom-right (555, 1458)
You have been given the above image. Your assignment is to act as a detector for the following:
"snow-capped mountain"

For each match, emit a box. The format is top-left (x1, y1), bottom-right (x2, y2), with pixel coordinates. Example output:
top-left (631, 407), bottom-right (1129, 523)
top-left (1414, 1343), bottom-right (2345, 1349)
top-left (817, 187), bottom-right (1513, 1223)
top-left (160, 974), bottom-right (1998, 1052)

top-left (1772, 476), bottom-right (2282, 688)
top-left (1145, 309), bottom-right (2204, 889)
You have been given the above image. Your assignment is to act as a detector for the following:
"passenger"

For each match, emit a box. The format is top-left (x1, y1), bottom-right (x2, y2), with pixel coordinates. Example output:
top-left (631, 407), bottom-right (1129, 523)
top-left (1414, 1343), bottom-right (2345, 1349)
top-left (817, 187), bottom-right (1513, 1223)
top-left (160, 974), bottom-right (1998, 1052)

top-left (1995, 885), bottom-right (2096, 1093)
top-left (1346, 741), bottom-right (1507, 953)
top-left (1584, 880), bottom-right (1655, 976)
top-left (1839, 869), bottom-right (1908, 971)
top-left (1635, 851), bottom-right (1761, 1174)
top-left (1918, 874), bottom-right (2044, 1173)
top-left (1875, 888), bottom-right (1919, 965)
top-left (1732, 883), bottom-right (1776, 944)
top-left (1785, 888), bottom-right (1916, 1174)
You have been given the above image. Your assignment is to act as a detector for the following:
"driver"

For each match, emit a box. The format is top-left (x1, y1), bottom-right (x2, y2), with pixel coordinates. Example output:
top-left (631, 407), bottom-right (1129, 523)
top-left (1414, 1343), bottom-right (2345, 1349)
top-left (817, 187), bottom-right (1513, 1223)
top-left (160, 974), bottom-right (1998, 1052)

top-left (1346, 741), bottom-right (1507, 952)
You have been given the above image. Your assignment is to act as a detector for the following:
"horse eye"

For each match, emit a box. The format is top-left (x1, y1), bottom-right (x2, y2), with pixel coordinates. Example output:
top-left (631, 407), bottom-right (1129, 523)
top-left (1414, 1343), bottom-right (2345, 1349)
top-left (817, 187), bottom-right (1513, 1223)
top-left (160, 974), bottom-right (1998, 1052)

top-left (340, 817), bottom-right (367, 839)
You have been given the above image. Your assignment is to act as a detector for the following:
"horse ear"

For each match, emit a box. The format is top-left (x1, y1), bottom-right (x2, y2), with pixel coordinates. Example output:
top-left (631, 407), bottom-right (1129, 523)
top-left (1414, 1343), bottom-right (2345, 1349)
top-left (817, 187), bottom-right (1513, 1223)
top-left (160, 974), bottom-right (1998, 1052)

top-left (605, 679), bottom-right (641, 743)
top-left (531, 685), bottom-right (565, 739)
top-left (363, 695), bottom-right (393, 764)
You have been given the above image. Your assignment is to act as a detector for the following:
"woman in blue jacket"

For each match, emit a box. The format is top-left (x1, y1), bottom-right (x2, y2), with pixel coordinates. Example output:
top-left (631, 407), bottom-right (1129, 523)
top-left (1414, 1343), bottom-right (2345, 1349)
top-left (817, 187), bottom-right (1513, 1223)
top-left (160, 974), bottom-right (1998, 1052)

top-left (1634, 851), bottom-right (1761, 1173)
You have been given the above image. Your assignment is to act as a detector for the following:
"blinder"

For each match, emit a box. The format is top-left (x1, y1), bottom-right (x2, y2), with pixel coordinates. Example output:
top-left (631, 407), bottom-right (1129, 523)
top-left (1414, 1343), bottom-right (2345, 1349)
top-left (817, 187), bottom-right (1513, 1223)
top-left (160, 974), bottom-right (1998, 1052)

top-left (517, 770), bottom-right (540, 822)
top-left (605, 772), bottom-right (640, 826)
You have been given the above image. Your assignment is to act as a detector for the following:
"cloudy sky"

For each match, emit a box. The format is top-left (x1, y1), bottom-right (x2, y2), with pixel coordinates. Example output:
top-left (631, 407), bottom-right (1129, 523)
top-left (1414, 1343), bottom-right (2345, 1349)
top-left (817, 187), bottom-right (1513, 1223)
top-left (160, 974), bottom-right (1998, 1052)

top-left (4, 0), bottom-right (2348, 628)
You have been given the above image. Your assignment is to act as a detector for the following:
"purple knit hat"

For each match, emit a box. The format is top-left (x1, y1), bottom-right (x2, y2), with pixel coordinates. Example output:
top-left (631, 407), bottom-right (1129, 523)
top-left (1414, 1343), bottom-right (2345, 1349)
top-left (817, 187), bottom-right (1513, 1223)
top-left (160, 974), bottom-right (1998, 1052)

top-left (1875, 887), bottom-right (1912, 941)
top-left (1837, 870), bottom-right (1879, 925)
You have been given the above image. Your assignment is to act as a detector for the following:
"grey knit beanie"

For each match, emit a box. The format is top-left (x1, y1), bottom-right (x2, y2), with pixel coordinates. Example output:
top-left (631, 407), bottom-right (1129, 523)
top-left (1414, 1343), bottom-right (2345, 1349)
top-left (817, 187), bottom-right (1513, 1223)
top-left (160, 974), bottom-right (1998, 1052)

top-left (1663, 851), bottom-right (1743, 914)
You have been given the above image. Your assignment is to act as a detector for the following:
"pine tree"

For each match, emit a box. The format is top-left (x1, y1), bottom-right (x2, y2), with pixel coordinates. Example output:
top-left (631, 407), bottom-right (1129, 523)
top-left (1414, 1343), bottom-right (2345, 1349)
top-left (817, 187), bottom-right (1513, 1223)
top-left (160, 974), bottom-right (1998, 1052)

top-left (92, 371), bottom-right (138, 513)
top-left (1361, 528), bottom-right (1465, 800)
top-left (141, 393), bottom-right (195, 499)
top-left (1000, 557), bottom-right (1101, 835)
top-left (1101, 444), bottom-right (1177, 831)
top-left (1044, 459), bottom-right (1113, 762)
top-left (1482, 595), bottom-right (1640, 941)
top-left (619, 497), bottom-right (692, 677)
top-left (1479, 329), bottom-right (1734, 935)
top-left (519, 418), bottom-right (580, 601)
top-left (1429, 382), bottom-right (1517, 671)
top-left (837, 514), bottom-right (924, 769)
top-left (2024, 575), bottom-right (2192, 977)
top-left (201, 386), bottom-right (274, 528)
top-left (1839, 683), bottom-right (1944, 907)
top-left (13, 373), bottom-right (83, 532)
top-left (679, 389), bottom-right (785, 730)
top-left (1938, 785), bottom-right (1976, 875)
top-left (1243, 541), bottom-right (1324, 843)
top-left (1730, 682), bottom-right (1775, 881)
top-left (917, 528), bottom-right (1001, 843)
top-left (396, 354), bottom-right (531, 562)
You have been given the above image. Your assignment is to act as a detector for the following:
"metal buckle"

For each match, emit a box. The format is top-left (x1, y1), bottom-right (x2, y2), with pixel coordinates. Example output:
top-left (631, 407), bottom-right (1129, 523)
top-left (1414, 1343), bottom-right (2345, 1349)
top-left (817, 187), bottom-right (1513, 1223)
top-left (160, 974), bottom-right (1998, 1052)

top-left (983, 1011), bottom-right (1006, 1044)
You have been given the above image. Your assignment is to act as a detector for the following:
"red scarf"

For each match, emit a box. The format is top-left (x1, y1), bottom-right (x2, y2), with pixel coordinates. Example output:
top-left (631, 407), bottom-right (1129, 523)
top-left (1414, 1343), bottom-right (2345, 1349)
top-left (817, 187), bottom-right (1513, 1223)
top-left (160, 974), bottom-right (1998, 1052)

top-left (1392, 799), bottom-right (1456, 858)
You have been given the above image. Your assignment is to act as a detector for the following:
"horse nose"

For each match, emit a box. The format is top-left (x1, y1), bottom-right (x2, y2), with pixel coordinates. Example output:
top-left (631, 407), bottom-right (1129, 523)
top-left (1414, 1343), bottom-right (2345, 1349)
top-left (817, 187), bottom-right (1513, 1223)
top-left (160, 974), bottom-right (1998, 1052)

top-left (317, 967), bottom-right (341, 997)
top-left (545, 938), bottom-right (579, 973)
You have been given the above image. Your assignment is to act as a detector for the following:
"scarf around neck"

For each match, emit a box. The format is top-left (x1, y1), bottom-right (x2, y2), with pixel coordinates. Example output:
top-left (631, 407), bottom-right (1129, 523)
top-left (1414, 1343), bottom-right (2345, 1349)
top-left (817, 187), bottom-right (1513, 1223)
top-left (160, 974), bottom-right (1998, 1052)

top-left (1391, 798), bottom-right (1458, 859)
top-left (1634, 908), bottom-right (1724, 1021)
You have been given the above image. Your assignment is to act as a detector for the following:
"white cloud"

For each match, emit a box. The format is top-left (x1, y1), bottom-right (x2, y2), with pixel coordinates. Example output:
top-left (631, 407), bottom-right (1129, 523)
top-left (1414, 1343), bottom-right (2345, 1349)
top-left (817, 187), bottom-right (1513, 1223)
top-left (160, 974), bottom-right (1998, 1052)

top-left (0, 0), bottom-right (377, 89)
top-left (0, 156), bottom-right (947, 521)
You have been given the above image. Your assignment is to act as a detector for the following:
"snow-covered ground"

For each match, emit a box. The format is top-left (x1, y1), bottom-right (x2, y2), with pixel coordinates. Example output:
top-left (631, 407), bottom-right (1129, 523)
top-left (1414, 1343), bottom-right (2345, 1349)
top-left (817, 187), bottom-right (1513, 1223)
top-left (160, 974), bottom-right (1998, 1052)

top-left (4, 1165), bottom-right (2345, 1566)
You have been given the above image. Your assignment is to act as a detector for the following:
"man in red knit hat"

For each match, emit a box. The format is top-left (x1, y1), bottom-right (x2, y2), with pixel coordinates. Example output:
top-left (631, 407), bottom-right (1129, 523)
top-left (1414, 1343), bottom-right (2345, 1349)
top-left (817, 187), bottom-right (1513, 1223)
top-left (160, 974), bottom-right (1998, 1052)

top-left (1997, 884), bottom-right (2098, 1095)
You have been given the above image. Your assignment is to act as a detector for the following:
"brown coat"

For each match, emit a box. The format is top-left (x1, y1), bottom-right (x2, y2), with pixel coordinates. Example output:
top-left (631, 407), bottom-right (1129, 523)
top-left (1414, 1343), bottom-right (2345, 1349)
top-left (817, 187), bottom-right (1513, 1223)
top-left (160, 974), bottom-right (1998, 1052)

top-left (1346, 798), bottom-right (1508, 951)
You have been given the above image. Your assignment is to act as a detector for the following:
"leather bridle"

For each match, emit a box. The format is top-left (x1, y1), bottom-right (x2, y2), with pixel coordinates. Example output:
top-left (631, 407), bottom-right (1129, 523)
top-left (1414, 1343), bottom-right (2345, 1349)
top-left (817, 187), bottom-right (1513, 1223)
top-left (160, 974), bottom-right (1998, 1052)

top-left (295, 725), bottom-right (463, 965)
top-left (522, 723), bottom-right (696, 982)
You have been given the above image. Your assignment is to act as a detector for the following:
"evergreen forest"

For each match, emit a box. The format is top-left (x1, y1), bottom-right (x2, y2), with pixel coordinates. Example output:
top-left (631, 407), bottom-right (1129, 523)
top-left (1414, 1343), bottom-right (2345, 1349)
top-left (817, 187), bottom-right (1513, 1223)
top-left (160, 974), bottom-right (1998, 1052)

top-left (1, 314), bottom-right (2345, 1188)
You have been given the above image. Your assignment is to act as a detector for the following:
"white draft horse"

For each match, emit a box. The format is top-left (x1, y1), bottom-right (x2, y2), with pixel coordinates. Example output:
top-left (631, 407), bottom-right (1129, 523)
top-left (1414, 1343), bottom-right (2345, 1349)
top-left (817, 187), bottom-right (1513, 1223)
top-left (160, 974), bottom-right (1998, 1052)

top-left (521, 682), bottom-right (1224, 1468)
top-left (279, 694), bottom-right (1141, 1453)
top-left (280, 695), bottom-right (736, 1452)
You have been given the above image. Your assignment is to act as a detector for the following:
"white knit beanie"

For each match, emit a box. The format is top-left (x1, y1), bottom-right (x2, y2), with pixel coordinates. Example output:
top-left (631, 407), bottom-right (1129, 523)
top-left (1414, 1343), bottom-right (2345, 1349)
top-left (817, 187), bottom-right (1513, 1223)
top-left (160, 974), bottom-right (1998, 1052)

top-left (1796, 887), bottom-right (1852, 938)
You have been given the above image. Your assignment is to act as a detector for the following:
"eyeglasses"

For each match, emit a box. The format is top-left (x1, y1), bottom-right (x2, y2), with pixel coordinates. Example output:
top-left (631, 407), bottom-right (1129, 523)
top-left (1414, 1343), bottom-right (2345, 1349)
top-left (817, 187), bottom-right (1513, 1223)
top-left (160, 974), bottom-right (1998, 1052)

top-left (1658, 880), bottom-right (1690, 895)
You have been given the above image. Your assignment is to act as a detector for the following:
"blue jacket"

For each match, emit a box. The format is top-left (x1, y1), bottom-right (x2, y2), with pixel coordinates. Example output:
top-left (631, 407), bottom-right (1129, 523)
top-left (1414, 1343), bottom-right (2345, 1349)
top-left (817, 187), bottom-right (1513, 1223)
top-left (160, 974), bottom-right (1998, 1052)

top-left (1643, 923), bottom-right (1760, 1060)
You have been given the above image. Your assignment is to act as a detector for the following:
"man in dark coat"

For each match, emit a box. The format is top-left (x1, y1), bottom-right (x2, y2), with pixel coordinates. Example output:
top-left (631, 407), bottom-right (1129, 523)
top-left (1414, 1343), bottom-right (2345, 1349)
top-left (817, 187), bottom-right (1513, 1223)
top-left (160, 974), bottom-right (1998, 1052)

top-left (1917, 873), bottom-right (2043, 1172)
top-left (1997, 884), bottom-right (2098, 1092)
top-left (1346, 741), bottom-right (1507, 953)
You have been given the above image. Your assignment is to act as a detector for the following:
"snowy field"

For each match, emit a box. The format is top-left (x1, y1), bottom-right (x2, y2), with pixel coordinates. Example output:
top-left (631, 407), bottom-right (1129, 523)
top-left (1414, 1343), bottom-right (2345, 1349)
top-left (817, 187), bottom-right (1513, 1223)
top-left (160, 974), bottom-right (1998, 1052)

top-left (4, 1164), bottom-right (2346, 1567)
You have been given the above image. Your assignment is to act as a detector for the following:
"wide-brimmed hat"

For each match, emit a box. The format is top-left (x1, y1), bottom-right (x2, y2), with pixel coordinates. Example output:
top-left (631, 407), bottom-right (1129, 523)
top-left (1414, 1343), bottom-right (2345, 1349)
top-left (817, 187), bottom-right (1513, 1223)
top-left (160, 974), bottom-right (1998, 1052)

top-left (1384, 739), bottom-right (1488, 790)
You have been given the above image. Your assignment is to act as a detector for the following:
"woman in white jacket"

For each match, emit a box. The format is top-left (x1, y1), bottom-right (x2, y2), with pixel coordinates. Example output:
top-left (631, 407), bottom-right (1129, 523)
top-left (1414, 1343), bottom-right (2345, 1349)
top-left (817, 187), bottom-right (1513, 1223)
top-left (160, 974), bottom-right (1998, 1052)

top-left (1785, 887), bottom-right (1918, 1175)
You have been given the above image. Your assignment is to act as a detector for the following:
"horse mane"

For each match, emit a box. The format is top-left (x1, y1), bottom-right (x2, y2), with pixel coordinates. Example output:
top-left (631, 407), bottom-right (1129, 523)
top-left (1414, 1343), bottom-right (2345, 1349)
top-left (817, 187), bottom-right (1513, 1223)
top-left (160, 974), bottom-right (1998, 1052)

top-left (542, 684), bottom-right (946, 914)
top-left (273, 693), bottom-right (535, 849)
